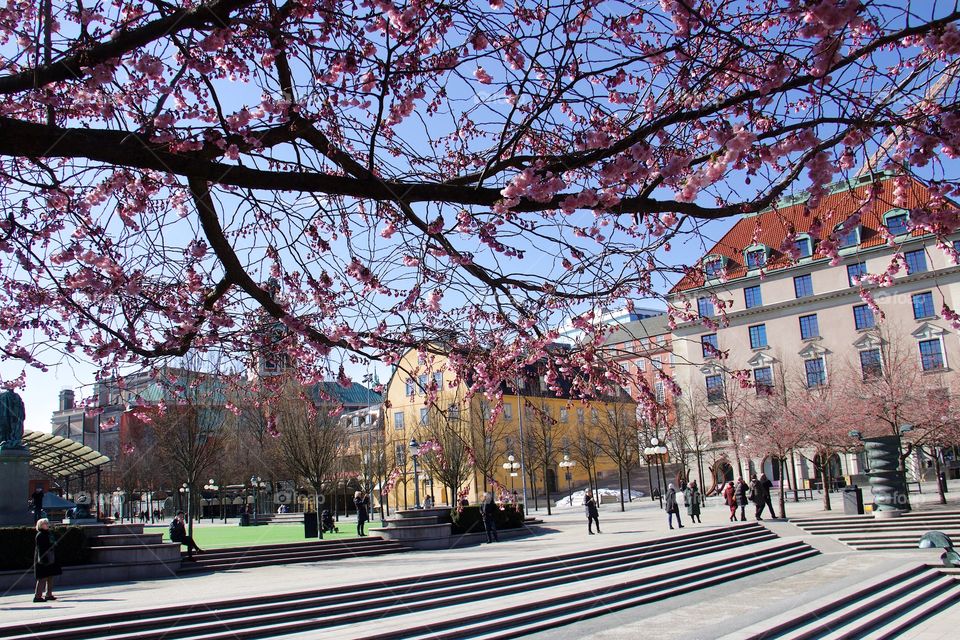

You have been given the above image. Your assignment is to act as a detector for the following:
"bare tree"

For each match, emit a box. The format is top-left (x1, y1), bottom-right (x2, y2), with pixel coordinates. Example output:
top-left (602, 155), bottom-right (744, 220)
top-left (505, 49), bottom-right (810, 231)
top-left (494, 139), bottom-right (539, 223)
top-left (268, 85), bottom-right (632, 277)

top-left (415, 401), bottom-right (474, 506)
top-left (593, 395), bottom-right (638, 511)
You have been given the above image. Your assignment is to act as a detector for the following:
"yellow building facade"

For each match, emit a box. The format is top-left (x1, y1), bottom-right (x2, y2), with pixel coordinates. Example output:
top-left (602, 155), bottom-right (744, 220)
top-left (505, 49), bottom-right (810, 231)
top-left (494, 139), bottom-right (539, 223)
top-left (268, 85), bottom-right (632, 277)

top-left (381, 348), bottom-right (638, 510)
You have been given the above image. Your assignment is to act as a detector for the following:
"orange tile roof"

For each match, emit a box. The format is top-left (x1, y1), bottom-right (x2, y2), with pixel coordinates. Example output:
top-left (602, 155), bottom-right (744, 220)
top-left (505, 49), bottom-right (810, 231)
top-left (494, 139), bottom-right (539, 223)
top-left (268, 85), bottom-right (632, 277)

top-left (670, 175), bottom-right (938, 294)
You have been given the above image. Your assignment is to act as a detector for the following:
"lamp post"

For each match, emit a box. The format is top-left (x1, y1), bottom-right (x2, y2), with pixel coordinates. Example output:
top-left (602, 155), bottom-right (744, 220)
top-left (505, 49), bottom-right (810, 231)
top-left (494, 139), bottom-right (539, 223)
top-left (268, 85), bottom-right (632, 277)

top-left (502, 454), bottom-right (521, 496)
top-left (250, 475), bottom-right (265, 518)
top-left (204, 479), bottom-right (218, 524)
top-left (559, 455), bottom-right (577, 506)
top-left (179, 483), bottom-right (193, 538)
top-left (116, 487), bottom-right (124, 523)
top-left (643, 438), bottom-right (668, 509)
top-left (409, 438), bottom-right (422, 509)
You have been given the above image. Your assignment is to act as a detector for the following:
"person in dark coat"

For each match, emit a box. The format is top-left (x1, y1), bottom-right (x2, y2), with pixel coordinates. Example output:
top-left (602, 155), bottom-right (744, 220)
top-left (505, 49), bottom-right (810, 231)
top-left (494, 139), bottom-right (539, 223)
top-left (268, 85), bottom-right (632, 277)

top-left (354, 490), bottom-right (370, 537)
top-left (584, 488), bottom-right (600, 534)
top-left (480, 492), bottom-right (499, 543)
top-left (33, 518), bottom-right (60, 603)
top-left (722, 481), bottom-right (737, 522)
top-left (684, 481), bottom-right (702, 524)
top-left (169, 511), bottom-right (203, 558)
top-left (750, 474), bottom-right (770, 521)
top-left (734, 477), bottom-right (749, 521)
top-left (760, 473), bottom-right (776, 518)
top-left (31, 487), bottom-right (44, 523)
top-left (665, 483), bottom-right (684, 530)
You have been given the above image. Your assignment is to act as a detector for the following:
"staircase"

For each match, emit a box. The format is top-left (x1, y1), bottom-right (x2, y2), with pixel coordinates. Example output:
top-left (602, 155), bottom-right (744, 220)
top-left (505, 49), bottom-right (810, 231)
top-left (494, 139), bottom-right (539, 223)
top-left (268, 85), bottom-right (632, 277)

top-left (791, 509), bottom-right (960, 550)
top-left (177, 536), bottom-right (411, 573)
top-left (251, 512), bottom-right (305, 525)
top-left (731, 564), bottom-right (960, 639)
top-left (0, 523), bottom-right (818, 640)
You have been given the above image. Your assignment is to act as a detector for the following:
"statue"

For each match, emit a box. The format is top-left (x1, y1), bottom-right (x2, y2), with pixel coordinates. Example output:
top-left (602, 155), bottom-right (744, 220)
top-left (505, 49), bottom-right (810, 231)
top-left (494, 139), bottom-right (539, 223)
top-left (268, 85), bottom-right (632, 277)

top-left (0, 390), bottom-right (25, 451)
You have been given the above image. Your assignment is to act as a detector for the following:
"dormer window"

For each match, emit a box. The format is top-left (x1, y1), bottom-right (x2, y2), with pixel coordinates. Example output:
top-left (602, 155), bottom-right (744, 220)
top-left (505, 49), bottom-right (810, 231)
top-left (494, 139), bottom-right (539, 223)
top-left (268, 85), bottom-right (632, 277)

top-left (744, 245), bottom-right (769, 269)
top-left (884, 209), bottom-right (909, 236)
top-left (794, 235), bottom-right (813, 259)
top-left (836, 220), bottom-right (860, 249)
top-left (703, 255), bottom-right (726, 279)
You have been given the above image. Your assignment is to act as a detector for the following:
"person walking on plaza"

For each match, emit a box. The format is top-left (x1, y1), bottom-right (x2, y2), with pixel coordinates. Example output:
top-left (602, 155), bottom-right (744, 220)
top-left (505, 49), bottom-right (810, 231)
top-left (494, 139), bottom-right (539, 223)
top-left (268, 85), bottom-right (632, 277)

top-left (684, 481), bottom-right (702, 524)
top-left (734, 477), bottom-right (750, 522)
top-left (33, 518), bottom-right (60, 603)
top-left (31, 487), bottom-right (44, 523)
top-left (584, 488), bottom-right (601, 534)
top-left (751, 474), bottom-right (769, 521)
top-left (665, 483), bottom-right (684, 530)
top-left (354, 490), bottom-right (370, 537)
top-left (169, 511), bottom-right (203, 558)
top-left (760, 473), bottom-right (776, 518)
top-left (722, 481), bottom-right (736, 521)
top-left (480, 492), bottom-right (499, 543)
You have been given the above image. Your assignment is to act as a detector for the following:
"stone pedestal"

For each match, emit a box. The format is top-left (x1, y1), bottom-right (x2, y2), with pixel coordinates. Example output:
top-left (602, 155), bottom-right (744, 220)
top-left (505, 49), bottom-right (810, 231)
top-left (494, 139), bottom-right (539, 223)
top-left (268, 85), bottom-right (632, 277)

top-left (0, 448), bottom-right (31, 526)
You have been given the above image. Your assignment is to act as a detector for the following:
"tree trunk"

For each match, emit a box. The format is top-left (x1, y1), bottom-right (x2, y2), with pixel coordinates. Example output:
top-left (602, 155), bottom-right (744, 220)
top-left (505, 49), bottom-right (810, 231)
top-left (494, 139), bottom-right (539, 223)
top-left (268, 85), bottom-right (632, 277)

top-left (618, 464), bottom-right (625, 512)
top-left (822, 460), bottom-right (832, 511)
top-left (626, 467), bottom-right (633, 502)
top-left (778, 457), bottom-right (787, 519)
top-left (934, 448), bottom-right (947, 505)
top-left (544, 462), bottom-right (552, 515)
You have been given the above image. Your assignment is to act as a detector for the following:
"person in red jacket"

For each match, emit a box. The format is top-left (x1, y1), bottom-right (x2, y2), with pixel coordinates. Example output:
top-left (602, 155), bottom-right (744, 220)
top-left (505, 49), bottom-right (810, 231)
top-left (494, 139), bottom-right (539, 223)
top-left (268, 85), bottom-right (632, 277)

top-left (722, 481), bottom-right (737, 522)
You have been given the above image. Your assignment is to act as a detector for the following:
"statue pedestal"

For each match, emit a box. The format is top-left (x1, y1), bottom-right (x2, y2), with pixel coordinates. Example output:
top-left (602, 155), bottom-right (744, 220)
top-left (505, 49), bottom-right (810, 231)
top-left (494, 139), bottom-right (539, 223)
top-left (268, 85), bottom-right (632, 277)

top-left (0, 448), bottom-right (31, 526)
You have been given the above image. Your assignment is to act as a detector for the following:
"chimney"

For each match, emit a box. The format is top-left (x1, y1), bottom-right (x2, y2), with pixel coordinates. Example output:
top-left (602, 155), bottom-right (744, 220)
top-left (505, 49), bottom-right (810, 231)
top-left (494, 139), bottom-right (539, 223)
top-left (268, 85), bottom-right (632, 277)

top-left (59, 389), bottom-right (75, 411)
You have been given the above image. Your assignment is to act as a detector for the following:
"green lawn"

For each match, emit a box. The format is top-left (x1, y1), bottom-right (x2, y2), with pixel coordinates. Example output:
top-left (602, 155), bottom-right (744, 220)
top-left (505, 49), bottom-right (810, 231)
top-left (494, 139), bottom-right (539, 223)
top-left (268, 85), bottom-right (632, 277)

top-left (145, 522), bottom-right (361, 549)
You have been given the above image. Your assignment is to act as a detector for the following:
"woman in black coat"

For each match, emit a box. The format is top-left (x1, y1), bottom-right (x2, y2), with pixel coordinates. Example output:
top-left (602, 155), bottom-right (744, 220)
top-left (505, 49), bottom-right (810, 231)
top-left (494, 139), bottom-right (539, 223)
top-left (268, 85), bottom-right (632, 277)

top-left (734, 477), bottom-right (750, 522)
top-left (665, 483), bottom-right (684, 530)
top-left (33, 518), bottom-right (61, 603)
top-left (354, 491), bottom-right (370, 537)
top-left (584, 489), bottom-right (601, 534)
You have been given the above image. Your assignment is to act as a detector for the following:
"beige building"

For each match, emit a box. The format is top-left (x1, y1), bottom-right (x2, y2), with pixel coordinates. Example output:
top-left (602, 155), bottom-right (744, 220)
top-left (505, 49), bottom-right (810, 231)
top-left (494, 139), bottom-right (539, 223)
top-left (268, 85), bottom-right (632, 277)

top-left (669, 173), bottom-right (960, 491)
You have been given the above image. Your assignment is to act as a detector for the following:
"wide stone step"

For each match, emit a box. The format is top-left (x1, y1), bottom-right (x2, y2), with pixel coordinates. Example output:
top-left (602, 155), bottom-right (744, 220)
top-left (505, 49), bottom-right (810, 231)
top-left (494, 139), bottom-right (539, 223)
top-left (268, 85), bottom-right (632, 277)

top-left (180, 543), bottom-right (411, 573)
top-left (90, 543), bottom-right (182, 564)
top-left (91, 533), bottom-right (164, 546)
top-left (0, 524), bottom-right (776, 640)
top-left (379, 515), bottom-right (444, 527)
top-left (731, 564), bottom-right (960, 640)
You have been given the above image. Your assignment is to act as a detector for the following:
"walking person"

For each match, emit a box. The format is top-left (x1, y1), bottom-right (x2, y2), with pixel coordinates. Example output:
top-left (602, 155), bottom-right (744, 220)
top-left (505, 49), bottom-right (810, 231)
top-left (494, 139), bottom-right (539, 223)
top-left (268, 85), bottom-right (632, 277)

top-left (750, 474), bottom-right (769, 521)
top-left (33, 518), bottom-right (60, 603)
top-left (665, 483), bottom-right (684, 530)
top-left (354, 490), bottom-right (370, 537)
top-left (168, 511), bottom-right (203, 558)
top-left (723, 481), bottom-right (736, 522)
top-left (584, 488), bottom-right (601, 534)
top-left (684, 481), bottom-right (702, 524)
top-left (734, 477), bottom-right (749, 522)
top-left (480, 492), bottom-right (499, 543)
top-left (760, 473), bottom-right (776, 518)
top-left (31, 487), bottom-right (44, 523)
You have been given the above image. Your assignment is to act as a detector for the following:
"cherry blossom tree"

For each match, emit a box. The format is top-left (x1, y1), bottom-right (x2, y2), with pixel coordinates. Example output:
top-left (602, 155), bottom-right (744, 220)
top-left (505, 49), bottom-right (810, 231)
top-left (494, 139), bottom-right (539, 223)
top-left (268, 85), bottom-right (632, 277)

top-left (3, 1), bottom-right (960, 418)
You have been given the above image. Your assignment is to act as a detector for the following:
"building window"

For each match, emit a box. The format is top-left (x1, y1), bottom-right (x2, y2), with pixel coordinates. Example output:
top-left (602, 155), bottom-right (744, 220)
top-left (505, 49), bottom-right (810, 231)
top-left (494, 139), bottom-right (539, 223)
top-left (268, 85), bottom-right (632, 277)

top-left (753, 366), bottom-right (773, 395)
top-left (704, 258), bottom-right (723, 278)
top-left (706, 374), bottom-right (724, 403)
top-left (919, 339), bottom-right (946, 371)
top-left (480, 401), bottom-right (491, 420)
top-left (853, 304), bottom-right (875, 330)
top-left (702, 334), bottom-right (719, 358)
top-left (744, 285), bottom-right (762, 309)
top-left (804, 357), bottom-right (827, 388)
top-left (419, 407), bottom-right (429, 425)
top-left (433, 371), bottom-right (443, 388)
top-left (448, 405), bottom-right (460, 420)
top-left (405, 380), bottom-right (414, 396)
top-left (912, 292), bottom-right (935, 320)
top-left (794, 274), bottom-right (814, 298)
top-left (503, 403), bottom-right (513, 420)
top-left (799, 314), bottom-right (820, 340)
top-left (749, 324), bottom-right (768, 350)
top-left (395, 443), bottom-right (406, 466)
top-left (652, 357), bottom-right (662, 370)
top-left (746, 248), bottom-right (767, 269)
top-left (795, 237), bottom-right (812, 259)
top-left (697, 297), bottom-right (714, 317)
top-left (393, 412), bottom-right (404, 430)
top-left (847, 262), bottom-right (867, 287)
top-left (417, 374), bottom-right (428, 393)
top-left (837, 223), bottom-right (860, 248)
top-left (576, 408), bottom-right (585, 425)
top-left (590, 408), bottom-right (599, 425)
top-left (655, 381), bottom-right (665, 403)
top-left (860, 348), bottom-right (883, 379)
top-left (886, 212), bottom-right (909, 236)
top-left (905, 249), bottom-right (928, 274)
top-left (560, 408), bottom-right (569, 423)
top-left (637, 359), bottom-right (645, 372)
top-left (710, 417), bottom-right (728, 442)
top-left (352, 415), bottom-right (360, 427)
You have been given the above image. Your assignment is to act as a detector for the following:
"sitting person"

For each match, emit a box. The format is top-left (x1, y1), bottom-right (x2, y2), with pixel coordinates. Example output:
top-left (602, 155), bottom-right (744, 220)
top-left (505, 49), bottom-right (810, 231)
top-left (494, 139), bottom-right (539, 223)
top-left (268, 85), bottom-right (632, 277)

top-left (168, 511), bottom-right (203, 558)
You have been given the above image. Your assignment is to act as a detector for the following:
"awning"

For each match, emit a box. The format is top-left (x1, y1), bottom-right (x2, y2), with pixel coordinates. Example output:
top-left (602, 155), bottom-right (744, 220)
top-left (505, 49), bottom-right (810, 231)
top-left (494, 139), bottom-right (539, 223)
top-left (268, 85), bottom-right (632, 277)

top-left (22, 430), bottom-right (111, 476)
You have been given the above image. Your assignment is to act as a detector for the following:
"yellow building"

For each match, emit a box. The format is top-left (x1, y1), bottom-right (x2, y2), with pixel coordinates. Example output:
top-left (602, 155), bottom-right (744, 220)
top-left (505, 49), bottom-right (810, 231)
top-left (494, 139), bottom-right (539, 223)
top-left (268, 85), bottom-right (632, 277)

top-left (381, 348), bottom-right (638, 510)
